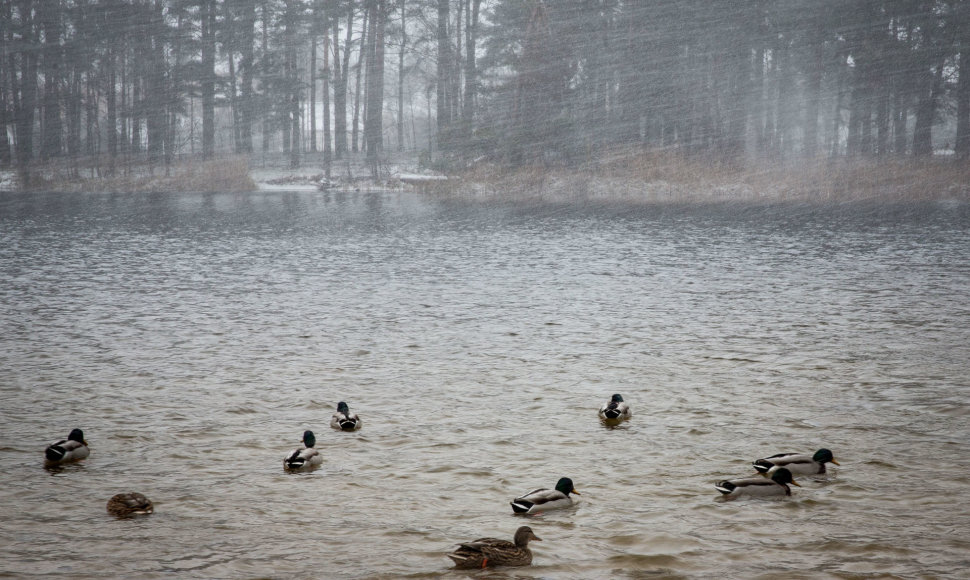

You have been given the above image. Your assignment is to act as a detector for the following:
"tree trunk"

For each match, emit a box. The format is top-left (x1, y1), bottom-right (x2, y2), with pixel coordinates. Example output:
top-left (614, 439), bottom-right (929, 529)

top-left (436, 0), bottom-right (450, 151)
top-left (146, 0), bottom-right (167, 168)
top-left (201, 0), bottom-right (216, 160)
top-left (39, 0), bottom-right (63, 161)
top-left (461, 0), bottom-right (481, 148)
top-left (15, 0), bottom-right (38, 186)
top-left (364, 0), bottom-right (385, 168)
top-left (332, 0), bottom-right (353, 158)
top-left (352, 7), bottom-right (367, 153)
top-left (322, 17), bottom-right (332, 172)
top-left (285, 0), bottom-right (301, 167)
top-left (803, 22), bottom-right (824, 158)
top-left (913, 60), bottom-right (944, 158)
top-left (238, 0), bottom-right (256, 154)
top-left (397, 0), bottom-right (406, 151)
top-left (956, 50), bottom-right (970, 159)
top-left (310, 33), bottom-right (317, 152)
top-left (0, 0), bottom-right (12, 167)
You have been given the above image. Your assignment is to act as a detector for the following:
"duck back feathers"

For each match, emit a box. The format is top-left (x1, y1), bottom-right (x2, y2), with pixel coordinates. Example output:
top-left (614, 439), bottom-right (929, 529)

top-left (107, 492), bottom-right (154, 518)
top-left (330, 402), bottom-right (361, 431)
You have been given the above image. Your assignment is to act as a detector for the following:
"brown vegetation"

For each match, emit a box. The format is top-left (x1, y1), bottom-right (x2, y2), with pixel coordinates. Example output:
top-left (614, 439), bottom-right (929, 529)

top-left (447, 150), bottom-right (970, 203)
top-left (17, 156), bottom-right (257, 193)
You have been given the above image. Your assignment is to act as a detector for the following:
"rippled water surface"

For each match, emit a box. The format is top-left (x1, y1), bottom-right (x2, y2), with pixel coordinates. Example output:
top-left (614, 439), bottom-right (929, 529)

top-left (2, 190), bottom-right (969, 579)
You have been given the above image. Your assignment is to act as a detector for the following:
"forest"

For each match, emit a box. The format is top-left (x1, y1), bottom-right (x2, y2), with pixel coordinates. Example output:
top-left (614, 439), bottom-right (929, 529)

top-left (2, 0), bottom-right (970, 188)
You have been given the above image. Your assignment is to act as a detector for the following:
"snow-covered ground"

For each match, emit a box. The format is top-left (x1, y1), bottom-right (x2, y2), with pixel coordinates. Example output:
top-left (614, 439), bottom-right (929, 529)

top-left (249, 153), bottom-right (443, 192)
top-left (0, 170), bottom-right (16, 192)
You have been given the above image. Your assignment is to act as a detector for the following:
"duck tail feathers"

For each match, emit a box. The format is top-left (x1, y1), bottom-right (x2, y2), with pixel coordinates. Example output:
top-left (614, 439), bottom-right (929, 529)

top-left (510, 500), bottom-right (534, 514)
top-left (714, 481), bottom-right (736, 495)
top-left (45, 445), bottom-right (66, 463)
top-left (752, 460), bottom-right (773, 474)
top-left (284, 450), bottom-right (305, 469)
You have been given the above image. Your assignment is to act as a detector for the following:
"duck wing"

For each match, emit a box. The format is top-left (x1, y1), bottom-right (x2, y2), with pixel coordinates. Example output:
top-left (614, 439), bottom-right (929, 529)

top-left (716, 476), bottom-right (790, 496)
top-left (511, 487), bottom-right (570, 513)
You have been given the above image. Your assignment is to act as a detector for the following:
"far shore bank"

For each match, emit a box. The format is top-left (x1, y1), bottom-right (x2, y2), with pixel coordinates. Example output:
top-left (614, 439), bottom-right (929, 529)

top-left (3, 152), bottom-right (969, 204)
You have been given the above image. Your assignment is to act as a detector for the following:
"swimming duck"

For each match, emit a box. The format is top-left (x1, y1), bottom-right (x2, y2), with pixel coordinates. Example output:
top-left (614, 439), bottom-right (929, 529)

top-left (107, 492), bottom-right (154, 518)
top-left (330, 402), bottom-right (361, 431)
top-left (44, 428), bottom-right (90, 465)
top-left (448, 526), bottom-right (541, 569)
top-left (753, 448), bottom-right (839, 476)
top-left (510, 477), bottom-right (580, 514)
top-left (283, 430), bottom-right (323, 471)
top-left (715, 467), bottom-right (800, 498)
top-left (598, 394), bottom-right (632, 425)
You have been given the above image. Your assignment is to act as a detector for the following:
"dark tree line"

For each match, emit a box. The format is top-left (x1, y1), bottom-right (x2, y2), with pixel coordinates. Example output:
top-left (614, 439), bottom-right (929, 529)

top-left (474, 0), bottom-right (970, 165)
top-left (2, 0), bottom-right (969, 185)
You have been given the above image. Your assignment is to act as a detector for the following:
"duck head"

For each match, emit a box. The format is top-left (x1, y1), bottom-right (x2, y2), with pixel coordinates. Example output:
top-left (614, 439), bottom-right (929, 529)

top-left (68, 428), bottom-right (87, 445)
top-left (814, 448), bottom-right (839, 465)
top-left (513, 526), bottom-right (541, 547)
top-left (555, 477), bottom-right (580, 496)
top-left (771, 467), bottom-right (800, 487)
top-left (302, 430), bottom-right (317, 448)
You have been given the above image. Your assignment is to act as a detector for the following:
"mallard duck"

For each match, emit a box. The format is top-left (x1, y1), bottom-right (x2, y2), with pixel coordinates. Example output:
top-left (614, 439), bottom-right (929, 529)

top-left (510, 477), bottom-right (580, 514)
top-left (44, 428), bottom-right (89, 465)
top-left (448, 526), bottom-right (541, 569)
top-left (715, 467), bottom-right (800, 498)
top-left (283, 430), bottom-right (323, 471)
top-left (598, 394), bottom-right (632, 425)
top-left (330, 401), bottom-right (361, 431)
top-left (107, 492), bottom-right (154, 518)
top-left (753, 448), bottom-right (839, 476)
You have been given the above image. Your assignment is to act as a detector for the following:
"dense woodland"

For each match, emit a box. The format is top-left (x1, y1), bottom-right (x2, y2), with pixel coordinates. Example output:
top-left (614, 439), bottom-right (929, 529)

top-left (2, 0), bottom-right (970, 186)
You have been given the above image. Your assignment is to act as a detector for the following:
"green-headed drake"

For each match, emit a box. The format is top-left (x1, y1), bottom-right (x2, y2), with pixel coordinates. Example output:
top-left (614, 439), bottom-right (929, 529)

top-left (330, 402), bottom-right (361, 431)
top-left (715, 467), bottom-right (800, 498)
top-left (598, 394), bottom-right (632, 425)
top-left (44, 428), bottom-right (89, 465)
top-left (510, 477), bottom-right (580, 514)
top-left (283, 430), bottom-right (323, 471)
top-left (753, 448), bottom-right (839, 476)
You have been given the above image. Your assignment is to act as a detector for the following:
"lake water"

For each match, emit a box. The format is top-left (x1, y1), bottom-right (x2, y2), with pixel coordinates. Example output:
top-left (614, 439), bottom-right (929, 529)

top-left (1, 190), bottom-right (969, 579)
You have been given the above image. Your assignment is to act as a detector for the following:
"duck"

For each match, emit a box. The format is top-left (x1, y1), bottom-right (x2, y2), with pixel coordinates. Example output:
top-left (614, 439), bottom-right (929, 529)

top-left (44, 428), bottom-right (90, 465)
top-left (715, 467), bottom-right (800, 498)
top-left (447, 526), bottom-right (541, 569)
top-left (510, 477), bottom-right (580, 514)
top-left (283, 430), bottom-right (323, 471)
top-left (107, 492), bottom-right (154, 518)
top-left (598, 393), bottom-right (632, 425)
top-left (330, 401), bottom-right (361, 431)
top-left (753, 448), bottom-right (839, 476)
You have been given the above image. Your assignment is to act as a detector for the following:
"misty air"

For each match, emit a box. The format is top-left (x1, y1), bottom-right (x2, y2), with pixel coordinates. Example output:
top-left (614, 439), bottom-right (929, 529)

top-left (1, 1), bottom-right (969, 578)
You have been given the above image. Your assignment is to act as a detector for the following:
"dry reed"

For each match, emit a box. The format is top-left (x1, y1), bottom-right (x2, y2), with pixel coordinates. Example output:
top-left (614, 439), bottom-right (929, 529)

top-left (448, 149), bottom-right (970, 204)
top-left (22, 156), bottom-right (257, 193)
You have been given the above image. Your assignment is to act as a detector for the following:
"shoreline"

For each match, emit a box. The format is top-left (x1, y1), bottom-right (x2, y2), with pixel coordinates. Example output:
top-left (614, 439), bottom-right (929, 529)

top-left (3, 153), bottom-right (969, 204)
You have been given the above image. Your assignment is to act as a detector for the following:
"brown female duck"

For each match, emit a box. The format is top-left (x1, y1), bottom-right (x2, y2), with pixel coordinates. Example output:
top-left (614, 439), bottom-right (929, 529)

top-left (448, 526), bottom-right (541, 569)
top-left (107, 492), bottom-right (154, 518)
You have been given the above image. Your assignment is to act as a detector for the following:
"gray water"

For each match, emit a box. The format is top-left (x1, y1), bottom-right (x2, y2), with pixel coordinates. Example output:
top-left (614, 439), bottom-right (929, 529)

top-left (2, 190), bottom-right (969, 579)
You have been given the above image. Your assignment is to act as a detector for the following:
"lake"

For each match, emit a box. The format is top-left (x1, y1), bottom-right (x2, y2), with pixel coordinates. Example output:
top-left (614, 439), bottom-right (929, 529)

top-left (1, 190), bottom-right (969, 578)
